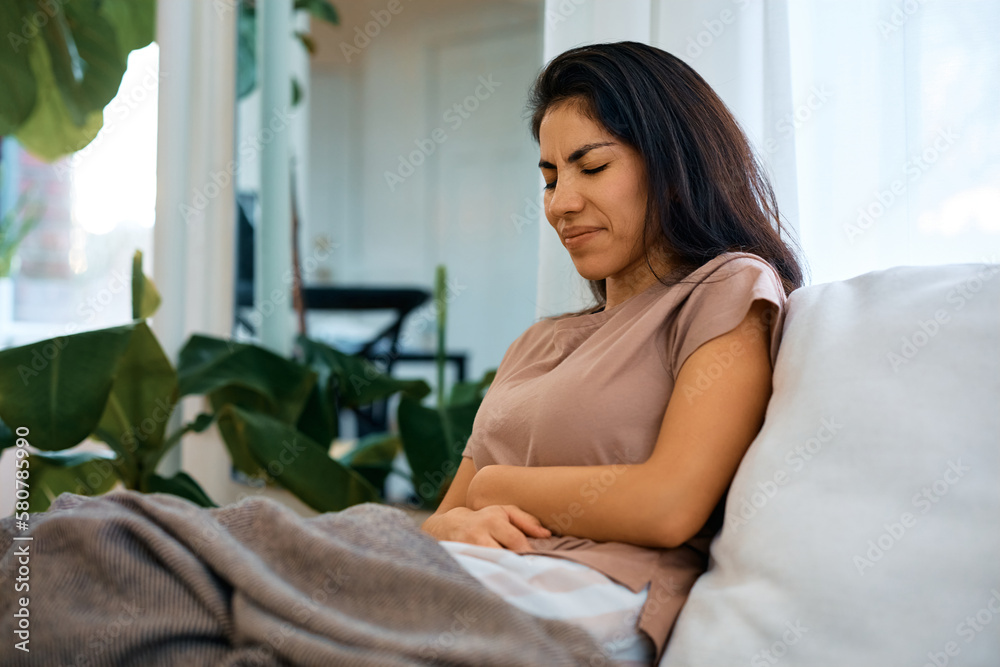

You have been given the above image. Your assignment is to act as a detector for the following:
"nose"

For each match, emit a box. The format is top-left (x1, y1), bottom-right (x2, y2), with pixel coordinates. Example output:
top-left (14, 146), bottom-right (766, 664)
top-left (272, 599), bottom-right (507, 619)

top-left (546, 175), bottom-right (584, 222)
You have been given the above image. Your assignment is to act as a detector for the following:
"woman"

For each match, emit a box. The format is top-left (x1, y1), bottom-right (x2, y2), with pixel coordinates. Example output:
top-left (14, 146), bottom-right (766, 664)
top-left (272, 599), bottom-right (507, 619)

top-left (421, 41), bottom-right (806, 666)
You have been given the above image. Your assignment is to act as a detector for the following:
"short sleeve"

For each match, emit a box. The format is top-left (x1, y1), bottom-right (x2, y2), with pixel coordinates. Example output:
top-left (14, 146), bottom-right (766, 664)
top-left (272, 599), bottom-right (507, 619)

top-left (667, 256), bottom-right (787, 382)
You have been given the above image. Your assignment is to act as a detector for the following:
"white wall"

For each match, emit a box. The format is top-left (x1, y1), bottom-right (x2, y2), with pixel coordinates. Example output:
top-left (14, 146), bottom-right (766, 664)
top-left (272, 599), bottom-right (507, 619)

top-left (306, 0), bottom-right (544, 382)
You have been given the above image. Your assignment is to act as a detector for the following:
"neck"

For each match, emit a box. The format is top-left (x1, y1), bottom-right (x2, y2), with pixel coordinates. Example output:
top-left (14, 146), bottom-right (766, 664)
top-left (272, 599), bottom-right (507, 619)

top-left (603, 250), bottom-right (672, 311)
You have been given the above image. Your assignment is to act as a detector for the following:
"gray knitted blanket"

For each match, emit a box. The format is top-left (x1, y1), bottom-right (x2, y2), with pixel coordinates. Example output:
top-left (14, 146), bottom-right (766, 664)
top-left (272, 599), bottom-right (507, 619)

top-left (0, 490), bottom-right (609, 666)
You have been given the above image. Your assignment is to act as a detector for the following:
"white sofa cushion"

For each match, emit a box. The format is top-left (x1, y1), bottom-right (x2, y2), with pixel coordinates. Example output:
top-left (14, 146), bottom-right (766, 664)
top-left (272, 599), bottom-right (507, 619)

top-left (661, 262), bottom-right (1000, 667)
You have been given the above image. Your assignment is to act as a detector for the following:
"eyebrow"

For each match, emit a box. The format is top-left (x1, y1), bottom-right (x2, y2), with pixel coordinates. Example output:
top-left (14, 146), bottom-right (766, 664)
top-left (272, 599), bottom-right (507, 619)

top-left (538, 141), bottom-right (615, 169)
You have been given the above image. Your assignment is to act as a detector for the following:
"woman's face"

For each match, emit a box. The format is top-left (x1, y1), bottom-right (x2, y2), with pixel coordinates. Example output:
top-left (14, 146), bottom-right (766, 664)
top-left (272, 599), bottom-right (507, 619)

top-left (538, 99), bottom-right (650, 283)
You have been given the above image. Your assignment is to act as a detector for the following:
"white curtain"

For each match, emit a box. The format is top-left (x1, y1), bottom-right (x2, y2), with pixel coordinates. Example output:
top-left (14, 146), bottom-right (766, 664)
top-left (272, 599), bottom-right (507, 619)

top-left (153, 1), bottom-right (237, 358)
top-left (153, 0), bottom-right (237, 476)
top-left (787, 0), bottom-right (1000, 285)
top-left (536, 0), bottom-right (1000, 315)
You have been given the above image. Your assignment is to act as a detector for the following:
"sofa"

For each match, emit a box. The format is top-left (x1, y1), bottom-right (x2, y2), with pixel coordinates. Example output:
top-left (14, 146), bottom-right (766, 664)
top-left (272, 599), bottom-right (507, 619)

top-left (659, 261), bottom-right (1000, 667)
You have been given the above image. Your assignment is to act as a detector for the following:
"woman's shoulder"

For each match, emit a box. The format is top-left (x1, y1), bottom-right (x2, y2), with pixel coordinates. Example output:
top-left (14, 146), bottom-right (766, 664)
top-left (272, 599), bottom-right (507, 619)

top-left (698, 251), bottom-right (780, 278)
top-left (666, 252), bottom-right (789, 379)
top-left (682, 251), bottom-right (785, 298)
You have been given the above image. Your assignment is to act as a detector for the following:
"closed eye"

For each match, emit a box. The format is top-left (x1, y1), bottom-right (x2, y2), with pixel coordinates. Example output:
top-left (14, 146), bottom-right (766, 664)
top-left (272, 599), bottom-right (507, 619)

top-left (542, 164), bottom-right (609, 191)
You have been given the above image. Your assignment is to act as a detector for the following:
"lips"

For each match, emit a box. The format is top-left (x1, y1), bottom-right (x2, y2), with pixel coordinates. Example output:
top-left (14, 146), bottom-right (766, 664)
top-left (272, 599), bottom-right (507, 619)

top-left (562, 226), bottom-right (604, 240)
top-left (561, 227), bottom-right (604, 249)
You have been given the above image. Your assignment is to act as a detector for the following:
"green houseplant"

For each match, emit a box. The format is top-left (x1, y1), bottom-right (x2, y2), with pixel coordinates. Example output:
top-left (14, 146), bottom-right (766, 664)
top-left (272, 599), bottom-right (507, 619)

top-left (0, 0), bottom-right (338, 161)
top-left (396, 265), bottom-right (495, 506)
top-left (0, 0), bottom-right (157, 162)
top-left (237, 0), bottom-right (341, 107)
top-left (0, 251), bottom-right (216, 510)
top-left (0, 253), bottom-right (495, 514)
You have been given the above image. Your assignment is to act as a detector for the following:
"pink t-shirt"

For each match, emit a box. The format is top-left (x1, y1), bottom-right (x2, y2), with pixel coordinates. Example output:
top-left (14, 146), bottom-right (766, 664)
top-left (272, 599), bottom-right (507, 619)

top-left (461, 251), bottom-right (789, 664)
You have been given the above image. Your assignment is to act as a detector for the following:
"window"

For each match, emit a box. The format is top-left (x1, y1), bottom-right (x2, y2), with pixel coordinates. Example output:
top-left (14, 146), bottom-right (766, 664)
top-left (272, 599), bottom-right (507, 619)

top-left (0, 44), bottom-right (159, 348)
top-left (787, 0), bottom-right (1000, 284)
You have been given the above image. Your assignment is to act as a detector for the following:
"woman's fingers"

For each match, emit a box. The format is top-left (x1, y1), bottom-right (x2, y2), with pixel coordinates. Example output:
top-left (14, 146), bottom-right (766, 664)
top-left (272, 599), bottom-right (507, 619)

top-left (476, 537), bottom-right (505, 549)
top-left (474, 506), bottom-right (530, 551)
top-left (453, 505), bottom-right (551, 551)
top-left (504, 505), bottom-right (552, 538)
top-left (494, 521), bottom-right (533, 552)
top-left (469, 525), bottom-right (520, 550)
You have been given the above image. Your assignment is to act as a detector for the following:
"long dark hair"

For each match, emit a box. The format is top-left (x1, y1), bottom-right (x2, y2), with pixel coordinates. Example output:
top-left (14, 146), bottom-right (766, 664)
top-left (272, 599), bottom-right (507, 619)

top-left (526, 41), bottom-right (807, 315)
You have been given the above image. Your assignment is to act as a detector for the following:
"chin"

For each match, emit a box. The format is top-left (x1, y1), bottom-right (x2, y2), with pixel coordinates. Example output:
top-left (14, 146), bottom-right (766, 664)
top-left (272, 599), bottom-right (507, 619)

top-left (570, 259), bottom-right (611, 282)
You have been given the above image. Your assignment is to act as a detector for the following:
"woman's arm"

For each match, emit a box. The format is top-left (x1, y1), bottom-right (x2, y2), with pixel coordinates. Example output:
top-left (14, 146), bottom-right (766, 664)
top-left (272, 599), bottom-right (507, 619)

top-left (420, 456), bottom-right (477, 533)
top-left (467, 299), bottom-right (777, 550)
top-left (421, 456), bottom-right (554, 548)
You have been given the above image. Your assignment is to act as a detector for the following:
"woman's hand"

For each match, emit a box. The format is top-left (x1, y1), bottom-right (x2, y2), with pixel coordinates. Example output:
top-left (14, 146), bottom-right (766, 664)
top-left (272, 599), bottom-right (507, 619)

top-left (421, 505), bottom-right (552, 551)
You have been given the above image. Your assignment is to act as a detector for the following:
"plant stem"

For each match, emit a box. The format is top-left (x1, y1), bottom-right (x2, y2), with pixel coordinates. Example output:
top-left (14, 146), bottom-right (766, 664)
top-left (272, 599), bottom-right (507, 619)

top-left (435, 264), bottom-right (446, 410)
top-left (290, 158), bottom-right (307, 338)
top-left (434, 264), bottom-right (455, 461)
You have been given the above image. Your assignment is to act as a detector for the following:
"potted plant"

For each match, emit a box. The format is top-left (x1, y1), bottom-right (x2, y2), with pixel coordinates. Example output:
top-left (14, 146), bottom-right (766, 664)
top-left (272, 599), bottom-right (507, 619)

top-left (0, 252), bottom-right (494, 514)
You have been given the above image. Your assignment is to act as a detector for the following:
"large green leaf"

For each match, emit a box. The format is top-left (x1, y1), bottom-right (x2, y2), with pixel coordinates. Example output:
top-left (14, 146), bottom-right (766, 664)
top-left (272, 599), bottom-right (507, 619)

top-left (236, 0), bottom-right (256, 99)
top-left (215, 404), bottom-right (265, 478)
top-left (397, 397), bottom-right (449, 506)
top-left (15, 34), bottom-right (104, 162)
top-left (144, 472), bottom-right (216, 508)
top-left (178, 335), bottom-right (317, 425)
top-left (7, 0), bottom-right (157, 160)
top-left (0, 324), bottom-right (136, 451)
top-left (39, 0), bottom-right (126, 127)
top-left (25, 449), bottom-right (121, 513)
top-left (338, 431), bottom-right (400, 494)
top-left (296, 336), bottom-right (339, 430)
top-left (207, 384), bottom-right (274, 422)
top-left (294, 0), bottom-right (340, 25)
top-left (298, 336), bottom-right (431, 409)
top-left (449, 369), bottom-right (496, 405)
top-left (0, 0), bottom-right (39, 134)
top-left (98, 0), bottom-right (157, 62)
top-left (216, 406), bottom-right (381, 512)
top-left (92, 321), bottom-right (177, 485)
top-left (131, 249), bottom-right (161, 320)
top-left (397, 396), bottom-right (480, 507)
top-left (294, 380), bottom-right (338, 451)
top-left (295, 334), bottom-right (429, 462)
